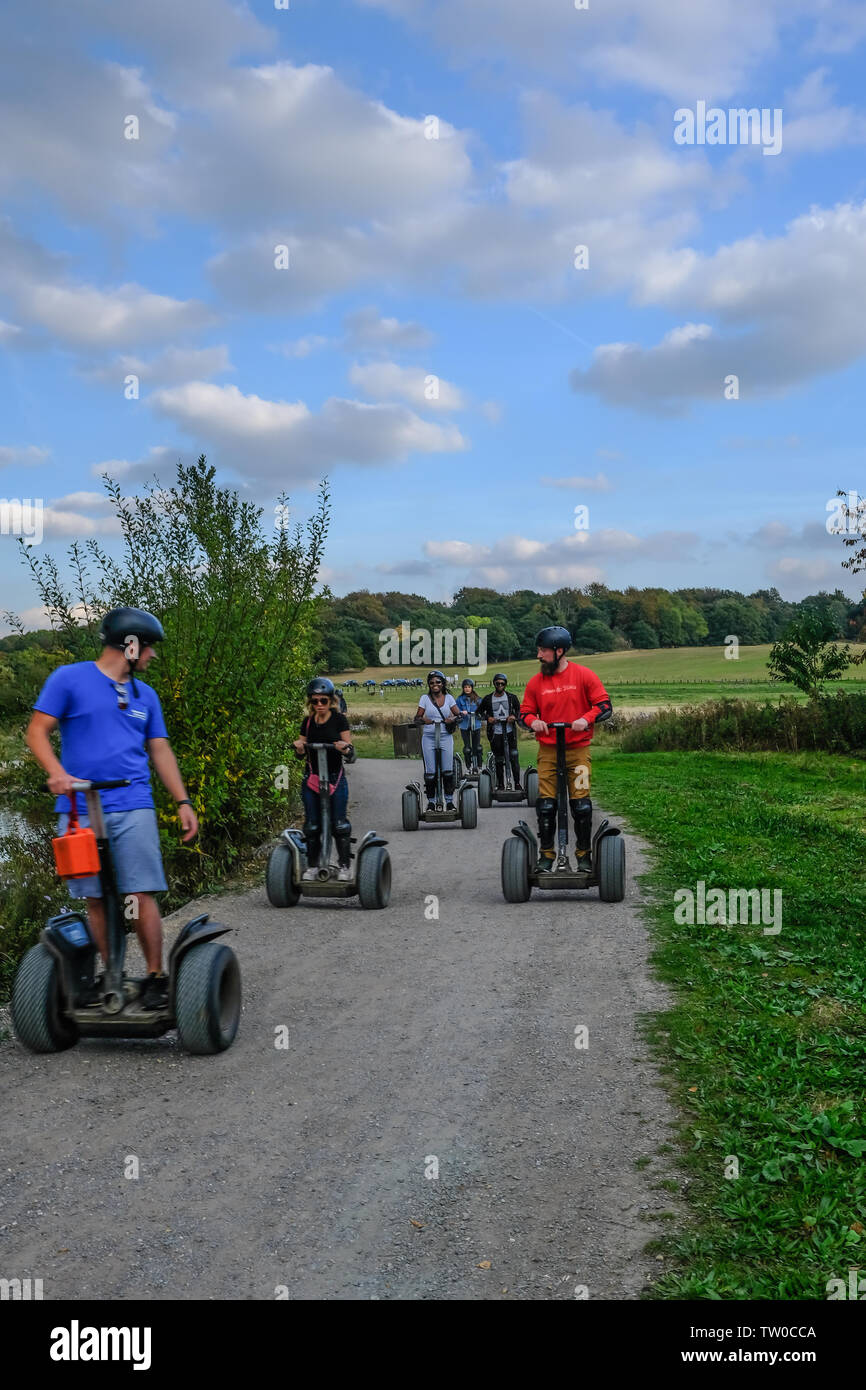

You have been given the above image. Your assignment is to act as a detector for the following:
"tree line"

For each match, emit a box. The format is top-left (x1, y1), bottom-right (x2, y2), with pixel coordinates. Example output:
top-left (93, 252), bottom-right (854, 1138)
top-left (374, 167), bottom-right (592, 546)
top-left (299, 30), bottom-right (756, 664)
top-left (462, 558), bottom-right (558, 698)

top-left (318, 583), bottom-right (866, 672)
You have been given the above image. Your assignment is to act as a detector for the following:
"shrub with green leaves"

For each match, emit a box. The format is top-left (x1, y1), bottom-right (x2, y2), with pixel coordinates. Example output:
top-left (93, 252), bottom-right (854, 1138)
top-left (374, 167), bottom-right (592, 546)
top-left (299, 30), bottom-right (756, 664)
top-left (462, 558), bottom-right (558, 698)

top-left (617, 693), bottom-right (866, 755)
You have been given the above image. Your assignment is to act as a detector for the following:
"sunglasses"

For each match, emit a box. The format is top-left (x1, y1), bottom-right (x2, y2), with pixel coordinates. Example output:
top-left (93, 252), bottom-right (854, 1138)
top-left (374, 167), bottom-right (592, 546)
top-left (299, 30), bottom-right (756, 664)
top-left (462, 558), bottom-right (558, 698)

top-left (311, 696), bottom-right (331, 705)
top-left (114, 682), bottom-right (129, 710)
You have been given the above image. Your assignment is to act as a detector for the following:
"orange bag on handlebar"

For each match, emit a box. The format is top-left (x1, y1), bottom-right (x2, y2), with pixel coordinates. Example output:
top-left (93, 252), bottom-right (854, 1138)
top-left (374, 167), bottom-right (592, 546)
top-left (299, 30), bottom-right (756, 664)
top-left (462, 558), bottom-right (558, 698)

top-left (52, 805), bottom-right (101, 878)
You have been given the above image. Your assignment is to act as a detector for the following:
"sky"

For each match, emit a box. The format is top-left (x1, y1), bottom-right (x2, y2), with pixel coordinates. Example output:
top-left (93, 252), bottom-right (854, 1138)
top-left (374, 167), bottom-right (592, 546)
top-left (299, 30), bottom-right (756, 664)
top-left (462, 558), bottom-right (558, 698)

top-left (1, 0), bottom-right (866, 629)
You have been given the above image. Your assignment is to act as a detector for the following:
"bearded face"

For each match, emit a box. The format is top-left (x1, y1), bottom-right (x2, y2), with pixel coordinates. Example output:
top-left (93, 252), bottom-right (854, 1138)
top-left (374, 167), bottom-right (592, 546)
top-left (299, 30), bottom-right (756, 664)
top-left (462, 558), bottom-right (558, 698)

top-left (538, 648), bottom-right (557, 676)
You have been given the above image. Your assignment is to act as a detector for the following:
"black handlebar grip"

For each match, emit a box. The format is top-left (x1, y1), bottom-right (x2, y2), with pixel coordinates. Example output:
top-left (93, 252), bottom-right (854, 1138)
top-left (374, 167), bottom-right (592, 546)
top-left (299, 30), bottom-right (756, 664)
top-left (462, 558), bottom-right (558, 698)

top-left (46, 778), bottom-right (132, 791)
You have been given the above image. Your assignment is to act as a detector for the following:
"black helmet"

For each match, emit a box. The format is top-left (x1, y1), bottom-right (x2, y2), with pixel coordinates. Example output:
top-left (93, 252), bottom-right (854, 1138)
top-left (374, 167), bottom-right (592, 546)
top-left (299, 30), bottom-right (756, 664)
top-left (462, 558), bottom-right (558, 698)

top-left (493, 672), bottom-right (507, 685)
top-left (535, 625), bottom-right (572, 658)
top-left (306, 676), bottom-right (335, 698)
top-left (100, 606), bottom-right (164, 650)
top-left (462, 677), bottom-right (475, 689)
top-left (427, 669), bottom-right (446, 685)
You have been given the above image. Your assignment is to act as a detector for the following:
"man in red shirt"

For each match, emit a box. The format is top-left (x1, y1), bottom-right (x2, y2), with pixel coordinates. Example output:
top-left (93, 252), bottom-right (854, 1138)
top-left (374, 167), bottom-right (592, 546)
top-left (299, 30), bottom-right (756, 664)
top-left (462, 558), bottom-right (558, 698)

top-left (519, 625), bottom-right (612, 872)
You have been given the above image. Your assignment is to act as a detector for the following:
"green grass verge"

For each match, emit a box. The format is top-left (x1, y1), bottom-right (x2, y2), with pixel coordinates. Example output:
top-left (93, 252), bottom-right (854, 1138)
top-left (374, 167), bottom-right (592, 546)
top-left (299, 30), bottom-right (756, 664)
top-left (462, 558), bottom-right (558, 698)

top-left (593, 746), bottom-right (866, 1299)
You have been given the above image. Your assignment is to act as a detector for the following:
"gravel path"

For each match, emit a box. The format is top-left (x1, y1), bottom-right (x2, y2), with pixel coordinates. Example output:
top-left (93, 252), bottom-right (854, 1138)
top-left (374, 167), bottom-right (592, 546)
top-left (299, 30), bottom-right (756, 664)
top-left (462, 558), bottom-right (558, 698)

top-left (0, 757), bottom-right (680, 1300)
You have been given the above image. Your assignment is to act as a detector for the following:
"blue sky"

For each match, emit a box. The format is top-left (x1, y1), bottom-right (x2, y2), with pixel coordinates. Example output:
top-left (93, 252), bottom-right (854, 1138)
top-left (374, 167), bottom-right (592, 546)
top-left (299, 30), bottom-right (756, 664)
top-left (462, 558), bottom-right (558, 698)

top-left (2, 0), bottom-right (866, 628)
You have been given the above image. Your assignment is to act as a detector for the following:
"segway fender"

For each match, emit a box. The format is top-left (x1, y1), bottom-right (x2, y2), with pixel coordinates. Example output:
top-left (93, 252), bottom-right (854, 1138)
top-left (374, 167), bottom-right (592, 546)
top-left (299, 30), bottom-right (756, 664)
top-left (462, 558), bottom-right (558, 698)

top-left (280, 828), bottom-right (307, 878)
top-left (511, 819), bottom-right (537, 855)
top-left (169, 915), bottom-right (233, 972)
top-left (356, 830), bottom-right (389, 852)
top-left (591, 818), bottom-right (621, 855)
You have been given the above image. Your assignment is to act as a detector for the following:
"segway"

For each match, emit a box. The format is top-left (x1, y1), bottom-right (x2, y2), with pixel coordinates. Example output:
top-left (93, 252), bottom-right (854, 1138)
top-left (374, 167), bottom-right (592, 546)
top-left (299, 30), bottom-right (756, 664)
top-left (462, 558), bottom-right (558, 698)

top-left (501, 724), bottom-right (625, 902)
top-left (12, 779), bottom-right (241, 1054)
top-left (402, 718), bottom-right (477, 830)
top-left (478, 716), bottom-right (538, 808)
top-left (266, 743), bottom-right (391, 908)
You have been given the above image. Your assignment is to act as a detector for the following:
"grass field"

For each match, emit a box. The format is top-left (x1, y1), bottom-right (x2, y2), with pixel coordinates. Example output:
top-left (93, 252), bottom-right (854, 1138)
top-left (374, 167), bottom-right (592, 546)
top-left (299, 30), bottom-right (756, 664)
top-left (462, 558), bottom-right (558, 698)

top-left (593, 746), bottom-right (866, 1299)
top-left (335, 644), bottom-right (866, 715)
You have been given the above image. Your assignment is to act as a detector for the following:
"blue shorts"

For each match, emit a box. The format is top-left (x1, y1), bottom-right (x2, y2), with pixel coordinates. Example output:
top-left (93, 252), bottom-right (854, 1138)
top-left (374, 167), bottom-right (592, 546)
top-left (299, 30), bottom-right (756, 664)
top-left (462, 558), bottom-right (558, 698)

top-left (56, 807), bottom-right (168, 899)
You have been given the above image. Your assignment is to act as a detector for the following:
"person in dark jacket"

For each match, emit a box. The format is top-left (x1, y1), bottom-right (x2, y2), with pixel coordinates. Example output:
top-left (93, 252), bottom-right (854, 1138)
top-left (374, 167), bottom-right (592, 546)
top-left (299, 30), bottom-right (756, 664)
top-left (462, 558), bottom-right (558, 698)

top-left (455, 677), bottom-right (482, 773)
top-left (476, 673), bottom-right (521, 790)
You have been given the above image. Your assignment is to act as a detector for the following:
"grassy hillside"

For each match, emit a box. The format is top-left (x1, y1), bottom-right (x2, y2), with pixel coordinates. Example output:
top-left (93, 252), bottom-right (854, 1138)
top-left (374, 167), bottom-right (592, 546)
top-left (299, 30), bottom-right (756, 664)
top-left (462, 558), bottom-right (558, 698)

top-left (335, 643), bottom-right (866, 714)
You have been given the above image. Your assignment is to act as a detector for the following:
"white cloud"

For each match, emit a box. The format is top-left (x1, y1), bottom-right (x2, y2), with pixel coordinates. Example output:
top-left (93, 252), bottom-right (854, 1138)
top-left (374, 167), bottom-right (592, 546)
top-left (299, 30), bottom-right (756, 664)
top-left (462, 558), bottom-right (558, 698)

top-left (176, 63), bottom-right (472, 233)
top-left (149, 381), bottom-right (467, 482)
top-left (207, 94), bottom-right (714, 311)
top-left (274, 336), bottom-right (332, 359)
top-left (342, 307), bottom-right (434, 353)
top-left (420, 526), bottom-right (701, 588)
top-left (91, 445), bottom-right (188, 483)
top-left (0, 50), bottom-right (177, 224)
top-left (783, 67), bottom-right (866, 152)
top-left (573, 201), bottom-right (866, 410)
top-left (354, 0), bottom-right (809, 99)
top-left (348, 361), bottom-right (465, 410)
top-left (79, 345), bottom-right (232, 388)
top-left (0, 444), bottom-right (50, 468)
top-left (769, 555), bottom-right (837, 585)
top-left (18, 282), bottom-right (214, 350)
top-left (40, 505), bottom-right (123, 538)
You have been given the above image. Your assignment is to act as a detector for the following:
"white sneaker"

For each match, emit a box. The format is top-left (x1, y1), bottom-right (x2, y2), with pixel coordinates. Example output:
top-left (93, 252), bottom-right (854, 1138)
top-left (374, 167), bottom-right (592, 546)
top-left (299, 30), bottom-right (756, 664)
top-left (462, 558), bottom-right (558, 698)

top-left (302, 866), bottom-right (319, 880)
top-left (337, 865), bottom-right (352, 882)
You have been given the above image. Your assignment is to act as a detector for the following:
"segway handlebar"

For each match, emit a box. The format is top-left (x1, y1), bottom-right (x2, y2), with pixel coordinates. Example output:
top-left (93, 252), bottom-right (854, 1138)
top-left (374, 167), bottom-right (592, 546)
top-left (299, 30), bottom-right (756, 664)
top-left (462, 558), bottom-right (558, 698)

top-left (306, 741), bottom-right (356, 762)
top-left (47, 778), bottom-right (132, 792)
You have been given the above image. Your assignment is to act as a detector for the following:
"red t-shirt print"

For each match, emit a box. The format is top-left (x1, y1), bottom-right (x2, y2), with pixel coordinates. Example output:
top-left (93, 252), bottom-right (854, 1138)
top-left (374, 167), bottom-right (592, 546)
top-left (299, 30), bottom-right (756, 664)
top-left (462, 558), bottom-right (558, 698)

top-left (520, 662), bottom-right (610, 746)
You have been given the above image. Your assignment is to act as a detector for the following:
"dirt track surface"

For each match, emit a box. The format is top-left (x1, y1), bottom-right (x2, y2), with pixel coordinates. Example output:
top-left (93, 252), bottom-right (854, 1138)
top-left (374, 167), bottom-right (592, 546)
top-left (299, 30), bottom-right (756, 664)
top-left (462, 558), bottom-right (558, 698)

top-left (0, 758), bottom-right (679, 1300)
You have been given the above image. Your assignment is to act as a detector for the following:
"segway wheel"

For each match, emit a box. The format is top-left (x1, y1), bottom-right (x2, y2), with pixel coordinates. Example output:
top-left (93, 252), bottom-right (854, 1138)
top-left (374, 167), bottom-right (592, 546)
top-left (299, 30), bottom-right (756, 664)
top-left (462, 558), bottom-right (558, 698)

top-left (598, 833), bottom-right (626, 903)
top-left (175, 943), bottom-right (241, 1054)
top-left (358, 845), bottom-right (392, 909)
top-left (460, 786), bottom-right (478, 829)
top-left (453, 753), bottom-right (464, 783)
top-left (11, 944), bottom-right (79, 1053)
top-left (265, 842), bottom-right (300, 908)
top-left (524, 767), bottom-right (538, 808)
top-left (401, 789), bottom-right (420, 831)
top-left (477, 770), bottom-right (493, 808)
top-left (502, 835), bottom-right (531, 903)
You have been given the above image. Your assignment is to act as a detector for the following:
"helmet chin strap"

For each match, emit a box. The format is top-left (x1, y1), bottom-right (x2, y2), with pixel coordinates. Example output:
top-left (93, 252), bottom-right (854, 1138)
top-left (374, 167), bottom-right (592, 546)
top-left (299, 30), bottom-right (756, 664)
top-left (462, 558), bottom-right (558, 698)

top-left (123, 633), bottom-right (141, 700)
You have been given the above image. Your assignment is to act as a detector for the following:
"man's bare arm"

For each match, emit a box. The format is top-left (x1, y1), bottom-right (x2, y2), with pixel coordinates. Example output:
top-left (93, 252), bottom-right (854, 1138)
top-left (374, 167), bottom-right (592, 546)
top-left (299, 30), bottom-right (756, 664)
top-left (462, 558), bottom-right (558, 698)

top-left (26, 712), bottom-right (80, 795)
top-left (147, 737), bottom-right (198, 842)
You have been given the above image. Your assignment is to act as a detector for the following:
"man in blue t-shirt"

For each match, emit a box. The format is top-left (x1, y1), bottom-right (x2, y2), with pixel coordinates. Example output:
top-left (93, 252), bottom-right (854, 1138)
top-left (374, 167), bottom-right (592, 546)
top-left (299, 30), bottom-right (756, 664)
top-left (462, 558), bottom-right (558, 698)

top-left (26, 607), bottom-right (198, 1011)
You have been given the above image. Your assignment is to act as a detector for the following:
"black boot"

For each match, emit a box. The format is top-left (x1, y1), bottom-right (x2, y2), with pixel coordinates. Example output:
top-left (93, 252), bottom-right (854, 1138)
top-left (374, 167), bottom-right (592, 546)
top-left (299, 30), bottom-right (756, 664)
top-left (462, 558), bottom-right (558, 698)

top-left (302, 824), bottom-right (321, 878)
top-left (443, 771), bottom-right (455, 809)
top-left (495, 759), bottom-right (506, 790)
top-left (510, 753), bottom-right (522, 788)
top-left (535, 797), bottom-right (556, 873)
top-left (424, 775), bottom-right (436, 810)
top-left (571, 798), bottom-right (592, 871)
top-left (334, 822), bottom-right (353, 880)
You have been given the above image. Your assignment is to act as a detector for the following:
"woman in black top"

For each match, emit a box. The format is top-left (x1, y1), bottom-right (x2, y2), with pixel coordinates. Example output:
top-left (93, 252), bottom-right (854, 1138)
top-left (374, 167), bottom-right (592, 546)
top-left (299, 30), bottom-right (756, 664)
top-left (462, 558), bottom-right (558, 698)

top-left (294, 676), bottom-right (353, 880)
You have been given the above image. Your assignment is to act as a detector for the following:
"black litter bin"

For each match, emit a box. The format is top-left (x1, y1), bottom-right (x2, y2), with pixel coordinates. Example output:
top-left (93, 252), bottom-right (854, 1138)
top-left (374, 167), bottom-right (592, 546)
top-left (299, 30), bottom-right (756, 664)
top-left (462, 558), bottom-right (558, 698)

top-left (392, 722), bottom-right (422, 758)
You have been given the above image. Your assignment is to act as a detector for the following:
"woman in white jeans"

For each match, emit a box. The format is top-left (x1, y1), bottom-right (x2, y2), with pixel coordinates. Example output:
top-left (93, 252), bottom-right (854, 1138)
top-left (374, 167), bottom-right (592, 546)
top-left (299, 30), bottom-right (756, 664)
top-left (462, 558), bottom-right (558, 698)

top-left (413, 669), bottom-right (460, 809)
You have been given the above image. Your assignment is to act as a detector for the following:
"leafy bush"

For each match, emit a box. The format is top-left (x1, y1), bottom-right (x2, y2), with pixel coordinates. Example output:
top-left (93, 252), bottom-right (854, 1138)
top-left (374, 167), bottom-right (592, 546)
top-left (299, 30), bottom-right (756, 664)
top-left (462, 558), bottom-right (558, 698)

top-left (617, 693), bottom-right (866, 754)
